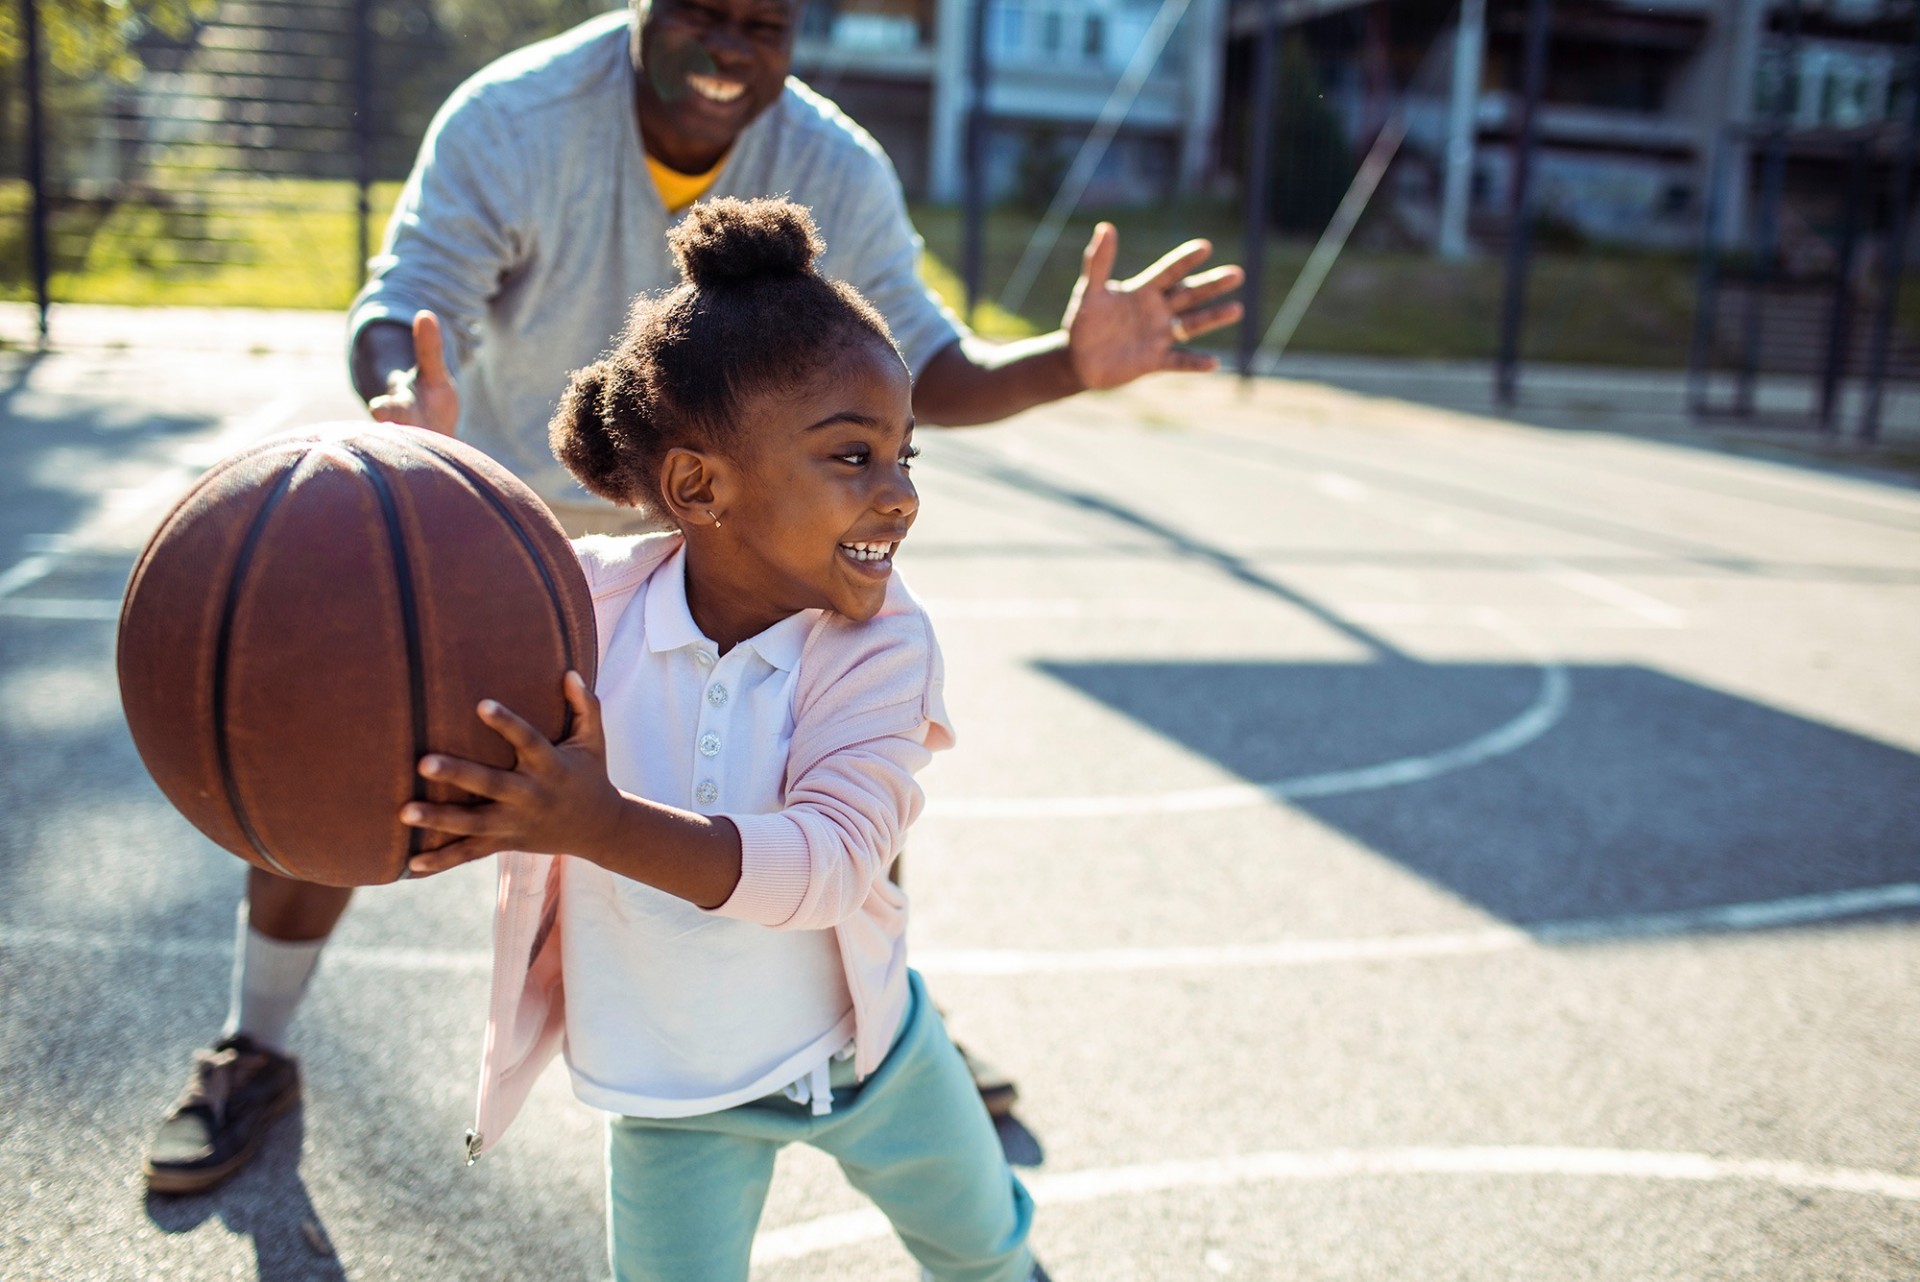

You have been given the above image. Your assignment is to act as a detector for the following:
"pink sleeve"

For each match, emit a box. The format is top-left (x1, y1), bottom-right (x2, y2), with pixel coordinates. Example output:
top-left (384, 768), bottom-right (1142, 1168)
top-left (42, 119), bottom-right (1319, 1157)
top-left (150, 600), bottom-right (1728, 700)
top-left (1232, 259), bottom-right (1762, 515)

top-left (712, 725), bottom-right (935, 930)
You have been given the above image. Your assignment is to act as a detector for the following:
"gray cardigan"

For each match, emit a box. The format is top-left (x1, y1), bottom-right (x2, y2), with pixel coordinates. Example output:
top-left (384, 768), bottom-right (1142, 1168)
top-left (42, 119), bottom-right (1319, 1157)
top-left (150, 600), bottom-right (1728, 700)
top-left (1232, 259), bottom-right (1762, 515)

top-left (348, 11), bottom-right (963, 504)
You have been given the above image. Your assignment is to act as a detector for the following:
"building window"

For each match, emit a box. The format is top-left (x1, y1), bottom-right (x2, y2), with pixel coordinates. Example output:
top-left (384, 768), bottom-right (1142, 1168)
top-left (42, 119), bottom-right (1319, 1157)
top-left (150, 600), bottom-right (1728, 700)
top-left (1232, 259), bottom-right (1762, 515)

top-left (988, 0), bottom-right (1027, 61)
top-left (1084, 11), bottom-right (1105, 61)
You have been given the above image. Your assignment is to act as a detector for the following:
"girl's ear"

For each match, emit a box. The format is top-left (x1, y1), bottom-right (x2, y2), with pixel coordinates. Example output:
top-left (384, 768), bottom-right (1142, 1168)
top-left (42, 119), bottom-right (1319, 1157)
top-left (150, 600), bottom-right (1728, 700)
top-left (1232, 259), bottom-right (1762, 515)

top-left (660, 447), bottom-right (728, 530)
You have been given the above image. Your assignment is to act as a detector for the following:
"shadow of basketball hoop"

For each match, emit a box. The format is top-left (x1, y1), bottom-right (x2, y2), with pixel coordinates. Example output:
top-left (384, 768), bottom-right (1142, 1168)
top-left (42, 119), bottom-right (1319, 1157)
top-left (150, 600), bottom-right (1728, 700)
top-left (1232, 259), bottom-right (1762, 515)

top-left (1035, 659), bottom-right (1920, 930)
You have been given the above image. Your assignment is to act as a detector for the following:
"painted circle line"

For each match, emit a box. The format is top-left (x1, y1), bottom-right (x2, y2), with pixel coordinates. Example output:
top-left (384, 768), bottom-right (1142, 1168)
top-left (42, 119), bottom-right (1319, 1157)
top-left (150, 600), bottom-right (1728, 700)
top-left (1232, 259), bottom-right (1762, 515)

top-left (928, 609), bottom-right (1571, 820)
top-left (751, 1145), bottom-right (1920, 1264)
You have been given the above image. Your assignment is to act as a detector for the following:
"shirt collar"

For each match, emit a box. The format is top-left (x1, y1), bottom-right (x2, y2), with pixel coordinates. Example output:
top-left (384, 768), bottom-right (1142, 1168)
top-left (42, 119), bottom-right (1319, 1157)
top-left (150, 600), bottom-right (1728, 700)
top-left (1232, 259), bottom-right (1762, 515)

top-left (644, 546), bottom-right (813, 672)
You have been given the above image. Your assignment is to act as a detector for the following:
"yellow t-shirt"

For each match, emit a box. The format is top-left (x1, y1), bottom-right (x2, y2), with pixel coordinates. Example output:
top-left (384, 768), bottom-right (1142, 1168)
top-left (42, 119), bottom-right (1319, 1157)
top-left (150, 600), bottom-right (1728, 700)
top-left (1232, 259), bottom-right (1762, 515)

top-left (646, 152), bottom-right (725, 213)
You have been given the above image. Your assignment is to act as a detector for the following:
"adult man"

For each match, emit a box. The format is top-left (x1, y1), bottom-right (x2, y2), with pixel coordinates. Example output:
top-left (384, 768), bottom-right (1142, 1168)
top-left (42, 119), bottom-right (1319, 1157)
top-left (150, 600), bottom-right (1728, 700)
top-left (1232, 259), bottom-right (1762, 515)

top-left (145, 0), bottom-right (1241, 1193)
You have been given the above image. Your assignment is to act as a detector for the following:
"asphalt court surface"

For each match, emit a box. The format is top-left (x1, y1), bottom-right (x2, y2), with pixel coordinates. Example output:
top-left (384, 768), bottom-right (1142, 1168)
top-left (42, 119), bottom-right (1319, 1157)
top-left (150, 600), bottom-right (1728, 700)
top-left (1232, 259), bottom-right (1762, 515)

top-left (2, 310), bottom-right (1918, 1280)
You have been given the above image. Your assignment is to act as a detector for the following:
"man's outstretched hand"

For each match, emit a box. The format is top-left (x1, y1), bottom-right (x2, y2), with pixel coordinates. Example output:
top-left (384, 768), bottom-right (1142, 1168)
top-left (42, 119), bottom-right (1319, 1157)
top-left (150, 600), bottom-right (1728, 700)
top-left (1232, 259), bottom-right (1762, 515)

top-left (367, 310), bottom-right (460, 437)
top-left (1062, 223), bottom-right (1245, 390)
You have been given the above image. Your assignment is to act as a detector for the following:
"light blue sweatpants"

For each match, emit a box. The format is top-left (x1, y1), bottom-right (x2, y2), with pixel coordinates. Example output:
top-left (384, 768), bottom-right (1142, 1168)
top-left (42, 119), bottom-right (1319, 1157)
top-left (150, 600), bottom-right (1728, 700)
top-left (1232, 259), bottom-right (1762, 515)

top-left (606, 971), bottom-right (1035, 1282)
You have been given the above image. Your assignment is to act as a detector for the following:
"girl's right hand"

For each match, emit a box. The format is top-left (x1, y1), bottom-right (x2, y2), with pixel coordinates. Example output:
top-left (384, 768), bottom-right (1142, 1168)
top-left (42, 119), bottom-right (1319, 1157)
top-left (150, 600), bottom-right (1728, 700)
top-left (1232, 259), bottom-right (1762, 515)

top-left (400, 671), bottom-right (626, 876)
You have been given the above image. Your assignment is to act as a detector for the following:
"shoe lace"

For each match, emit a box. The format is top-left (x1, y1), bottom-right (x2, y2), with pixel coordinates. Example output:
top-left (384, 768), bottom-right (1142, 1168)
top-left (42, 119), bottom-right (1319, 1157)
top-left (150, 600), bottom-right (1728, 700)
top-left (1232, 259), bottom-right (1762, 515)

top-left (173, 1044), bottom-right (248, 1126)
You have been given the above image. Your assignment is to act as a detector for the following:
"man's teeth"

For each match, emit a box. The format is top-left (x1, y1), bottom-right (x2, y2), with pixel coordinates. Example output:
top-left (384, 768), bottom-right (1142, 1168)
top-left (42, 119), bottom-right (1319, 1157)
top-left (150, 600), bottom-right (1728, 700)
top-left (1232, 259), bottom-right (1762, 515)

top-left (840, 541), bottom-right (895, 562)
top-left (688, 75), bottom-right (745, 103)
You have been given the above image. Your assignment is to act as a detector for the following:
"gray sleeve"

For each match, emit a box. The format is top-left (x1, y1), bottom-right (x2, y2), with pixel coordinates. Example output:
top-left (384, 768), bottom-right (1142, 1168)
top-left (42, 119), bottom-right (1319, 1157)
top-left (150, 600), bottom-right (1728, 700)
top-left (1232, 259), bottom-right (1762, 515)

top-left (824, 147), bottom-right (967, 380)
top-left (345, 86), bottom-right (531, 381)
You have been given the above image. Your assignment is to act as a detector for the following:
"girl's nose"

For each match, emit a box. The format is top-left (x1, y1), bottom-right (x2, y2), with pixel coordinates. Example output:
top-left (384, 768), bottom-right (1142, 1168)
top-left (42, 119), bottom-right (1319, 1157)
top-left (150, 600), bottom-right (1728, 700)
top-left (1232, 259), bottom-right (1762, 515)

top-left (878, 475), bottom-right (918, 518)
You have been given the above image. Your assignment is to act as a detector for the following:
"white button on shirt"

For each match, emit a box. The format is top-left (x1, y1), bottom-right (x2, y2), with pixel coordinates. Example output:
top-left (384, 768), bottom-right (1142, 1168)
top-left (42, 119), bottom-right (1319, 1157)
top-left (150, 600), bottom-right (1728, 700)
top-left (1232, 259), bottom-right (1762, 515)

top-left (561, 547), bottom-right (854, 1119)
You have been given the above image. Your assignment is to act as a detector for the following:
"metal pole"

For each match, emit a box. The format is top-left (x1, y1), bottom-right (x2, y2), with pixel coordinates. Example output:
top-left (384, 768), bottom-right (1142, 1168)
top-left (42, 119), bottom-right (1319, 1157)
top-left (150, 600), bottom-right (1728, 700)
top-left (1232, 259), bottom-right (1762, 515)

top-left (1437, 0), bottom-right (1486, 261)
top-left (1737, 0), bottom-right (1801, 417)
top-left (1239, 0), bottom-right (1280, 380)
top-left (1687, 128), bottom-right (1733, 417)
top-left (1818, 137), bottom-right (1867, 434)
top-left (1861, 6), bottom-right (1920, 442)
top-left (21, 0), bottom-right (51, 345)
top-left (962, 0), bottom-right (991, 323)
top-left (1495, 0), bottom-right (1550, 408)
top-left (352, 0), bottom-right (375, 285)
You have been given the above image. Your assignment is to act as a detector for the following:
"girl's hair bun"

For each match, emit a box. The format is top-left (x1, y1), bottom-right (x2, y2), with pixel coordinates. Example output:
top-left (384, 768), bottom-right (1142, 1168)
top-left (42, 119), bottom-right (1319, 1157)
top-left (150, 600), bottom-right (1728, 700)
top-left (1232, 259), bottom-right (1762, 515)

top-left (669, 196), bottom-right (823, 288)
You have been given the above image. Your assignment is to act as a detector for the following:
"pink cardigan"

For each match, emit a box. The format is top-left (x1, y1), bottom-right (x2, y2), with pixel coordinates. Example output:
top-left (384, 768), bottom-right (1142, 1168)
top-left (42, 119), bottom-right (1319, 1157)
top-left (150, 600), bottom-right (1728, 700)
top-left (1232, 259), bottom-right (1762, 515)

top-left (465, 532), bottom-right (954, 1160)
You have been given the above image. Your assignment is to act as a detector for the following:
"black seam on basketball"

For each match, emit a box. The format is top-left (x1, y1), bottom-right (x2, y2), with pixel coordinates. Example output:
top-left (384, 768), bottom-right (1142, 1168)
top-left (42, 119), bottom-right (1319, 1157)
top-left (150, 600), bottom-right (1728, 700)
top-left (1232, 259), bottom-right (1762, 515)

top-left (343, 447), bottom-right (432, 871)
top-left (213, 461), bottom-right (301, 879)
top-left (410, 442), bottom-right (584, 740)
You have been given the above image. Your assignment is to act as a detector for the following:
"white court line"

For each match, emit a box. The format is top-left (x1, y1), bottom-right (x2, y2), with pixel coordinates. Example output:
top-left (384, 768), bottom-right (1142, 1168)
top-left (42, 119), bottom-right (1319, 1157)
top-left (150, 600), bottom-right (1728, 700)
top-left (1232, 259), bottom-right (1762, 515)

top-left (0, 598), bottom-right (120, 619)
top-left (4, 884), bottom-right (1914, 979)
top-left (751, 1146), bottom-right (1920, 1263)
top-left (0, 554), bottom-right (58, 599)
top-left (929, 629), bottom-right (1571, 820)
top-left (1535, 560), bottom-right (1687, 629)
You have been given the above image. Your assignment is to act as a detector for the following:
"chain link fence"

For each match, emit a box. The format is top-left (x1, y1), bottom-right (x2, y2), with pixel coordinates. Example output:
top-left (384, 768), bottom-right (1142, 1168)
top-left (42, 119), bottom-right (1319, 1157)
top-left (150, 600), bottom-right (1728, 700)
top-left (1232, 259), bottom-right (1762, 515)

top-left (2, 0), bottom-right (610, 312)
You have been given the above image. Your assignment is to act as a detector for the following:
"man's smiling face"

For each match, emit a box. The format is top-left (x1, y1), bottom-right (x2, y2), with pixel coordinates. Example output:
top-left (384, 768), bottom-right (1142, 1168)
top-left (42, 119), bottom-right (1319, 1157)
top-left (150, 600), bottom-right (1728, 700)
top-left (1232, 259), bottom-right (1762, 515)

top-left (631, 0), bottom-right (800, 174)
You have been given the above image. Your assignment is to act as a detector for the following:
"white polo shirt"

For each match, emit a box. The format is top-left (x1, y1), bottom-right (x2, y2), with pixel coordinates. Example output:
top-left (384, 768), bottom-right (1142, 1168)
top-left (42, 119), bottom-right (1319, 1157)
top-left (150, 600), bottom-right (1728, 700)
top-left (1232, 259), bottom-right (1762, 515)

top-left (560, 547), bottom-right (855, 1118)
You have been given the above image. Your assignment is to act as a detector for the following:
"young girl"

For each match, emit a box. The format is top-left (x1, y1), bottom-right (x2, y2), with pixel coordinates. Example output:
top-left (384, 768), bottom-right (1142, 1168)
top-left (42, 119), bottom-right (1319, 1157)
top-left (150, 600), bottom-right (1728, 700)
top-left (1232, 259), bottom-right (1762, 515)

top-left (398, 197), bottom-right (1041, 1282)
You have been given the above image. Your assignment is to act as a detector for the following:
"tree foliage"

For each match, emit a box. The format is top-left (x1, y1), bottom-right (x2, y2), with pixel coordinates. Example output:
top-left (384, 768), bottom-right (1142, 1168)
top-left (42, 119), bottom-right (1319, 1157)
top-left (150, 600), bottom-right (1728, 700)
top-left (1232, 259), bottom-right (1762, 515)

top-left (0, 0), bottom-right (216, 84)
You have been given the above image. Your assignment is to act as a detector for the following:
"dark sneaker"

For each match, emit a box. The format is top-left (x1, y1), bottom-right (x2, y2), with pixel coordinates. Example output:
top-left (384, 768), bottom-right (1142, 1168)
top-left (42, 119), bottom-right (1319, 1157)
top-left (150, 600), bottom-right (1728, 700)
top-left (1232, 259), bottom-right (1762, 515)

top-left (954, 1039), bottom-right (1019, 1118)
top-left (143, 1034), bottom-right (300, 1194)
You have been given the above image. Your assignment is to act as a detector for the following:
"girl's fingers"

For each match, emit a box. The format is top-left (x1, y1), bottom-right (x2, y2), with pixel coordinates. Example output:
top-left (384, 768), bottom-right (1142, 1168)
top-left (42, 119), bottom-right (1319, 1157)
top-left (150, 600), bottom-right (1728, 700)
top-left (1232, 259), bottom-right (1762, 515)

top-left (406, 839), bottom-right (497, 878)
top-left (416, 752), bottom-right (525, 803)
top-left (400, 797), bottom-right (507, 835)
top-left (563, 671), bottom-right (603, 745)
top-left (475, 698), bottom-right (552, 761)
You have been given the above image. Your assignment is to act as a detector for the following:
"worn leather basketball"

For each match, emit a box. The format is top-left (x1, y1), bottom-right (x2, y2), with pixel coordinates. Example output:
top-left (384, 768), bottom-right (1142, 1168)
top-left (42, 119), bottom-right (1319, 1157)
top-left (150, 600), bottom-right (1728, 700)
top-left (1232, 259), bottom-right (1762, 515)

top-left (117, 423), bottom-right (597, 887)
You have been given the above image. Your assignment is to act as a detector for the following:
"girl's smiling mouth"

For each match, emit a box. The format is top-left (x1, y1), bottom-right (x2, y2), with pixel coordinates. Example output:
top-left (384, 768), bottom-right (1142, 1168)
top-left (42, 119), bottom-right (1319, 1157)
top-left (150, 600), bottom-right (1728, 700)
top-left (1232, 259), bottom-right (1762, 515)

top-left (839, 539), bottom-right (898, 567)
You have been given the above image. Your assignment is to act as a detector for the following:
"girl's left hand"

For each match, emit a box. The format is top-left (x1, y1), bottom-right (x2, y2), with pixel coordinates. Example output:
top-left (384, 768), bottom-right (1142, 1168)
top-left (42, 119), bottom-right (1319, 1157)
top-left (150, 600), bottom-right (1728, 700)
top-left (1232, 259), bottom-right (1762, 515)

top-left (400, 671), bottom-right (623, 876)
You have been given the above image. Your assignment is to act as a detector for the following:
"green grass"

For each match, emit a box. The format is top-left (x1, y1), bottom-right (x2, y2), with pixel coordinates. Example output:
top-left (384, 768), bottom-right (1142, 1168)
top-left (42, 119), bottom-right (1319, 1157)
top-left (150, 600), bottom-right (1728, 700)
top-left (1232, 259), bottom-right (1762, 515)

top-left (0, 177), bottom-right (1710, 367)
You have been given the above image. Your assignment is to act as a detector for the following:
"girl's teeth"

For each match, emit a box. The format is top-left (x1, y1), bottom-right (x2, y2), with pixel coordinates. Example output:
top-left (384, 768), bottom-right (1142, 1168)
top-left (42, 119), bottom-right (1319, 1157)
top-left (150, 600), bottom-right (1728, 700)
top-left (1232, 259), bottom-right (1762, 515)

top-left (841, 542), bottom-right (893, 562)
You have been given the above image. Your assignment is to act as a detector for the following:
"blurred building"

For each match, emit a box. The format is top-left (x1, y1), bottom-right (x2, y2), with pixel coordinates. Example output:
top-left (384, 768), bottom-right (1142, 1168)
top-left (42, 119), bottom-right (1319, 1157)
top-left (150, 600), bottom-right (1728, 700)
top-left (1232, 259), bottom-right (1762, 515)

top-left (1222, 0), bottom-right (1915, 251)
top-left (792, 0), bottom-right (1228, 202)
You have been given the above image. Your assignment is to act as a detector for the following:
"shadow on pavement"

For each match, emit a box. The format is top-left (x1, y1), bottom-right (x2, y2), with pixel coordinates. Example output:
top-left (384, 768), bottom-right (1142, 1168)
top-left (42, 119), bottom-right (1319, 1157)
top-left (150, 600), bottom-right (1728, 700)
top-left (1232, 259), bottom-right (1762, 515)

top-left (144, 1108), bottom-right (349, 1281)
top-left (1039, 659), bottom-right (1920, 929)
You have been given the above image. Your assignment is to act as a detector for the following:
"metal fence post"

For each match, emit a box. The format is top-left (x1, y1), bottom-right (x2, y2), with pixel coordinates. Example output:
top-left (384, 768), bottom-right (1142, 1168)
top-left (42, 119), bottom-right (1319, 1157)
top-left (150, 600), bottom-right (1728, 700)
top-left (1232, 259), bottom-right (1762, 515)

top-left (20, 0), bottom-right (51, 345)
top-left (1818, 137), bottom-right (1866, 434)
top-left (1737, 0), bottom-right (1802, 418)
top-left (1687, 127), bottom-right (1732, 417)
top-left (1862, 5), bottom-right (1920, 443)
top-left (1238, 0), bottom-right (1279, 380)
top-left (352, 0), bottom-right (376, 290)
top-left (962, 0), bottom-right (991, 323)
top-left (1494, 0), bottom-right (1550, 408)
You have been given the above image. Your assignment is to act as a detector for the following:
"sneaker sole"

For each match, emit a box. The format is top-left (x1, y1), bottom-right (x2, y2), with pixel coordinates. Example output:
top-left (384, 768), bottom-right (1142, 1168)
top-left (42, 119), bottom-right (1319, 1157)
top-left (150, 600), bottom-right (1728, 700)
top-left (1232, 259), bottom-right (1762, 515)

top-left (143, 1080), bottom-right (301, 1195)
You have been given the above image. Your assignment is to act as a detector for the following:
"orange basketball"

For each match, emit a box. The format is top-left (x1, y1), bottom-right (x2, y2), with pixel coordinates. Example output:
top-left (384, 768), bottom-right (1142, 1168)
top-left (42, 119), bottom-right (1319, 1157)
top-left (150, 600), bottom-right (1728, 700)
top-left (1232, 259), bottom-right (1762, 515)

top-left (117, 423), bottom-right (597, 886)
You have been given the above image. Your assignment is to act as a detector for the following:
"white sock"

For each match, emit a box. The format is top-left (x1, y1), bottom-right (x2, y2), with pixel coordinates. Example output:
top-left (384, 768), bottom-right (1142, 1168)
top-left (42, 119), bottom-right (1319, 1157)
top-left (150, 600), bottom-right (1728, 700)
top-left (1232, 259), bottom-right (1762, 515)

top-left (221, 899), bottom-right (327, 1054)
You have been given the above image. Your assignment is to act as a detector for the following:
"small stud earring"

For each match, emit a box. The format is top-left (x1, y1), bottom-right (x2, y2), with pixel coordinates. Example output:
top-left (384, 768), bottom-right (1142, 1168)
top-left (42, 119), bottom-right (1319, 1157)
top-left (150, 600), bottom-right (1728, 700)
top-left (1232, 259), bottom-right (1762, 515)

top-left (706, 509), bottom-right (722, 530)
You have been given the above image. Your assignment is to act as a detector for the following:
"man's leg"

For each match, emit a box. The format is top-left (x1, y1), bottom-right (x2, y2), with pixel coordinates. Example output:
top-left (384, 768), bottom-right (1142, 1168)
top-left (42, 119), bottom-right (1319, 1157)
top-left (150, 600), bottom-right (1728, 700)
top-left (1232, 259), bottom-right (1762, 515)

top-left (144, 871), bottom-right (351, 1193)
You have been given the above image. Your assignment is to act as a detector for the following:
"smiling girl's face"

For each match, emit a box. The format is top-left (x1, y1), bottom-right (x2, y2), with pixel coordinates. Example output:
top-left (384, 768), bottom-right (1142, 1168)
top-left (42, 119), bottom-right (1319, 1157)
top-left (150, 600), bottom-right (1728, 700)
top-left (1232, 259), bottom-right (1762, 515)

top-left (679, 335), bottom-right (917, 647)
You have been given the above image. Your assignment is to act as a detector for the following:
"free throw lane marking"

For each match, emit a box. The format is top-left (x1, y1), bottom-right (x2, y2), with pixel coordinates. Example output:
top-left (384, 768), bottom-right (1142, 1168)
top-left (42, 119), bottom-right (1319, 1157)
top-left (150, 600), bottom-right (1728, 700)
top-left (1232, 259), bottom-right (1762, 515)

top-left (929, 647), bottom-right (1570, 820)
top-left (751, 1146), bottom-right (1920, 1263)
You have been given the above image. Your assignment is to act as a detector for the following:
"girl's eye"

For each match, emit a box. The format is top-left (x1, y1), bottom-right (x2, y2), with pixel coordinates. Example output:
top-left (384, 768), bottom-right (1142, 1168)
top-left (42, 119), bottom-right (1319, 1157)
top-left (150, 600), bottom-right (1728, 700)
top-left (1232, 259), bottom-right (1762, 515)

top-left (900, 446), bottom-right (920, 469)
top-left (835, 449), bottom-right (870, 466)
